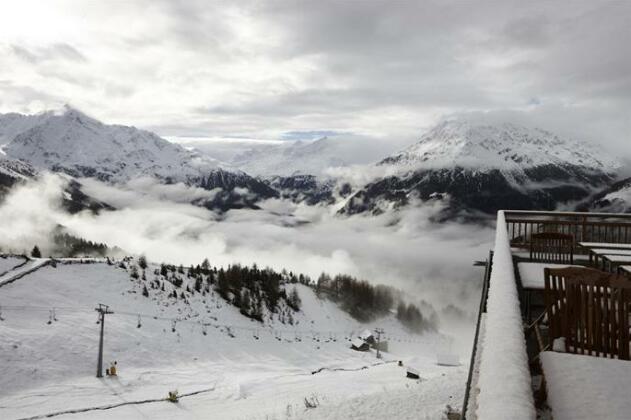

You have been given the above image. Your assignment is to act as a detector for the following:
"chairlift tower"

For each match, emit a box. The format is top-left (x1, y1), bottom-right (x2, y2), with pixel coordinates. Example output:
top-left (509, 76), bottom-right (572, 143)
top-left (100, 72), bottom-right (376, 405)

top-left (95, 303), bottom-right (114, 378)
top-left (374, 327), bottom-right (384, 359)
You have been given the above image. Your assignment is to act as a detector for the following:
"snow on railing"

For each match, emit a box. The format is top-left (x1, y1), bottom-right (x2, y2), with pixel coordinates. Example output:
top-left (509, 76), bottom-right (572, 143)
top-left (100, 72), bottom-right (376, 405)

top-left (475, 211), bottom-right (535, 420)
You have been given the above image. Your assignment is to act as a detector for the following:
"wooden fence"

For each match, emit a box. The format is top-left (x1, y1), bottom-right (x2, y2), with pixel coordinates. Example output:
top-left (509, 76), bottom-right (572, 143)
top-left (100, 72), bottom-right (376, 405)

top-left (504, 210), bottom-right (631, 250)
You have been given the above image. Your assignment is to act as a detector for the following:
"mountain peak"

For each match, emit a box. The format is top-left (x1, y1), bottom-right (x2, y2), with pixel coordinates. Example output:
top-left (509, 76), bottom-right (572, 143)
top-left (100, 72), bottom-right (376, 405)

top-left (2, 107), bottom-right (220, 182)
top-left (48, 104), bottom-right (100, 125)
top-left (381, 118), bottom-right (619, 173)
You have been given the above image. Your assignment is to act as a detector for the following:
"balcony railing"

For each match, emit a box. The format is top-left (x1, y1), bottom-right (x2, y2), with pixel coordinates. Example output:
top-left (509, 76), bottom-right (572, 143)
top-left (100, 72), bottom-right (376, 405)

top-left (505, 210), bottom-right (631, 249)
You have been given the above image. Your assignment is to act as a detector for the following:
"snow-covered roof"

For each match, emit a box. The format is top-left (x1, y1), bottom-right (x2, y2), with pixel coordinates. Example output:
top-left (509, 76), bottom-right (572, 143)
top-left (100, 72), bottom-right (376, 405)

top-left (351, 338), bottom-right (367, 348)
top-left (359, 329), bottom-right (373, 340)
top-left (475, 211), bottom-right (535, 420)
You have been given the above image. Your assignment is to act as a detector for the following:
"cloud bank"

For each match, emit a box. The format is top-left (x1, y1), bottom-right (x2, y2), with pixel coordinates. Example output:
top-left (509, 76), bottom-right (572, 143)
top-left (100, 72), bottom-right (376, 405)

top-left (0, 175), bottom-right (493, 325)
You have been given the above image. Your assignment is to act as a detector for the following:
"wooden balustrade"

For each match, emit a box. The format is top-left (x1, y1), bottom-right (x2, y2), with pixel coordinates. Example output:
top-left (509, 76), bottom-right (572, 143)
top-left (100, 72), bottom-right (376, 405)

top-left (504, 211), bottom-right (631, 251)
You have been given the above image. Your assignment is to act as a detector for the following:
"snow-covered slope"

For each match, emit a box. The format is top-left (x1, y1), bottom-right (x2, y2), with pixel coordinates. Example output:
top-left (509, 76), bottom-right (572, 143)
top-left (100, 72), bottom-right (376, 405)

top-left (0, 107), bottom-right (284, 211)
top-left (0, 112), bottom-right (52, 146)
top-left (0, 155), bottom-right (38, 200)
top-left (0, 259), bottom-right (464, 419)
top-left (3, 106), bottom-right (220, 183)
top-left (588, 177), bottom-right (631, 213)
top-left (381, 119), bottom-right (618, 174)
top-left (0, 155), bottom-right (36, 181)
top-left (232, 137), bottom-right (348, 177)
top-left (342, 119), bottom-right (620, 217)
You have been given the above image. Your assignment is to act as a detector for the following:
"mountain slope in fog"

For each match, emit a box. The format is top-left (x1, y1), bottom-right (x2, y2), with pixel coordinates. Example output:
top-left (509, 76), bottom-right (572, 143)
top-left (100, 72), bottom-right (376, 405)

top-left (342, 119), bottom-right (620, 217)
top-left (231, 136), bottom-right (400, 177)
top-left (0, 107), bottom-right (281, 211)
top-left (233, 137), bottom-right (352, 177)
top-left (587, 177), bottom-right (631, 213)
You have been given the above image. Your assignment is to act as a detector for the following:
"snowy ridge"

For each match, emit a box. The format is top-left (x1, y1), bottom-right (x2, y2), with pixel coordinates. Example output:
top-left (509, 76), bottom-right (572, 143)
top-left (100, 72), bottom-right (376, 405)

top-left (475, 211), bottom-right (535, 419)
top-left (381, 119), bottom-right (619, 174)
top-left (1, 106), bottom-right (223, 183)
top-left (0, 112), bottom-right (52, 145)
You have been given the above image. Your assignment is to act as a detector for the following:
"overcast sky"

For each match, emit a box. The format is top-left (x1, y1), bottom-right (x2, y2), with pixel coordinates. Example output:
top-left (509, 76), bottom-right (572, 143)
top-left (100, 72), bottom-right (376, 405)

top-left (0, 0), bottom-right (629, 152)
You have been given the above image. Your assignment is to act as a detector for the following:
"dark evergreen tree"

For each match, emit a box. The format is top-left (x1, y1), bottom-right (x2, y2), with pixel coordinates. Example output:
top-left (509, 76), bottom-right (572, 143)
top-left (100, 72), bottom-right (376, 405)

top-left (201, 258), bottom-right (210, 273)
top-left (287, 287), bottom-right (302, 311)
top-left (31, 245), bottom-right (42, 258)
top-left (138, 255), bottom-right (148, 270)
top-left (240, 289), bottom-right (251, 316)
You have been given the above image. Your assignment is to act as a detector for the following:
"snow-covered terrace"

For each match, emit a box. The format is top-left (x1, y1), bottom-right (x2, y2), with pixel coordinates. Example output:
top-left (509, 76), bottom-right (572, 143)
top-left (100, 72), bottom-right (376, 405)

top-left (464, 210), bottom-right (631, 420)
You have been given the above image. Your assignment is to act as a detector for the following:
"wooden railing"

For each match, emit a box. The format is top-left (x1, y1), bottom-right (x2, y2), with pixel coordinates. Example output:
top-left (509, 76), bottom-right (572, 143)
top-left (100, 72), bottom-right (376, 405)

top-left (461, 250), bottom-right (493, 420)
top-left (504, 210), bottom-right (631, 250)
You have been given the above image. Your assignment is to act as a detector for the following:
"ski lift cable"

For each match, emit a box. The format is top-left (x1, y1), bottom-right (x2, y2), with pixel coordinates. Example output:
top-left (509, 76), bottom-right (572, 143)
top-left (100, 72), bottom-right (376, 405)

top-left (0, 303), bottom-right (426, 342)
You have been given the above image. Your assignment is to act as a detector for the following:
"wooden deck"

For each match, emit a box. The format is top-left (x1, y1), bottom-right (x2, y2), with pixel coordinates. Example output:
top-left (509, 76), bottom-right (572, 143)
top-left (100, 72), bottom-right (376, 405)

top-left (463, 210), bottom-right (631, 420)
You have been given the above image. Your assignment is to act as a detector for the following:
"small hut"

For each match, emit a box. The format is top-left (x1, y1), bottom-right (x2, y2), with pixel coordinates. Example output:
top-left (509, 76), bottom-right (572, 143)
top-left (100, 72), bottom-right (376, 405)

top-left (351, 337), bottom-right (370, 352)
top-left (359, 329), bottom-right (376, 345)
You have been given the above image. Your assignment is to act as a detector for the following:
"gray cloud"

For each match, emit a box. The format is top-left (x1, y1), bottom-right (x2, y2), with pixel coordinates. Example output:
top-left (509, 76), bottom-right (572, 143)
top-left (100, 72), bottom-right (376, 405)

top-left (0, 1), bottom-right (629, 155)
top-left (10, 43), bottom-right (86, 63)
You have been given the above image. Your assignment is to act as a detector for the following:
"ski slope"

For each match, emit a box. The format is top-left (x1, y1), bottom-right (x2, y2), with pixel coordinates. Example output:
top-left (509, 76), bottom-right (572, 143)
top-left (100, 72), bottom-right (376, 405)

top-left (0, 259), bottom-right (466, 419)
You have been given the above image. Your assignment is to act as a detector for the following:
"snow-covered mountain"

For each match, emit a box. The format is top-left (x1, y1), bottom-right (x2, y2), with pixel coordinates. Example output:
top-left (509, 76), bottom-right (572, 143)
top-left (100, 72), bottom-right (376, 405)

top-left (0, 106), bottom-right (281, 211)
top-left (342, 119), bottom-right (621, 217)
top-left (381, 119), bottom-right (618, 173)
top-left (2, 105), bottom-right (219, 183)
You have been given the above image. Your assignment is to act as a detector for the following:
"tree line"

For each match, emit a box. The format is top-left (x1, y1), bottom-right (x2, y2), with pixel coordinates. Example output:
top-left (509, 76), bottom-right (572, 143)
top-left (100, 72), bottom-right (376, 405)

top-left (142, 259), bottom-right (306, 322)
top-left (123, 255), bottom-right (432, 333)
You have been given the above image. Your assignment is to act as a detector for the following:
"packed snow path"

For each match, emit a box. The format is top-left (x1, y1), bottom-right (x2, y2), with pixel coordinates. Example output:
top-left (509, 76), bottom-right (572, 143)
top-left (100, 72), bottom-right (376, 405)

top-left (0, 258), bottom-right (49, 288)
